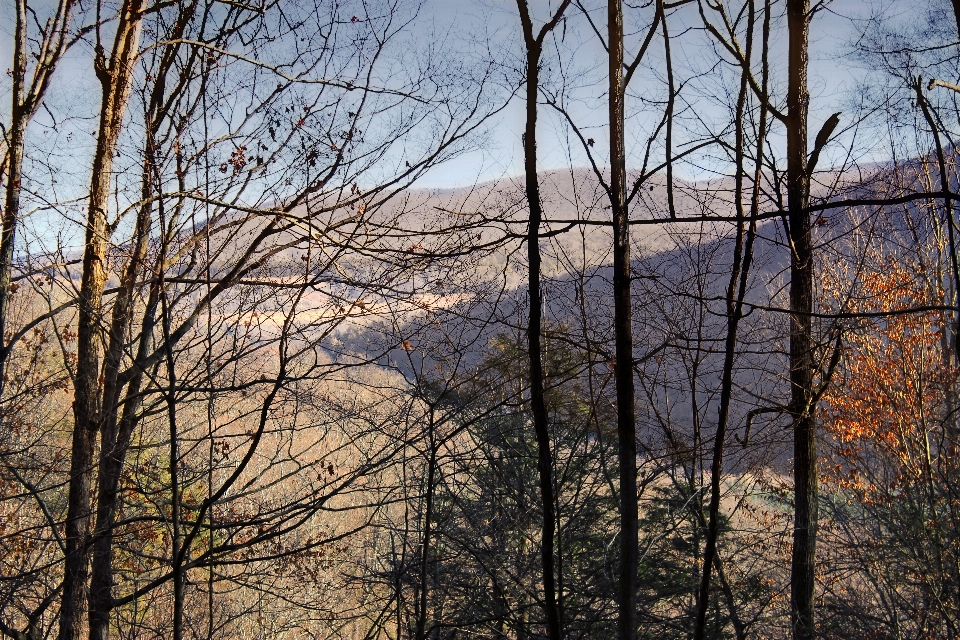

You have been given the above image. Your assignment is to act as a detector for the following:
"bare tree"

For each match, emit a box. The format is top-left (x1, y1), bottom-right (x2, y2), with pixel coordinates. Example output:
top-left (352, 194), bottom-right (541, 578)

top-left (61, 2), bottom-right (149, 637)
top-left (694, 1), bottom-right (771, 637)
top-left (0, 1), bottom-right (507, 638)
top-left (515, 2), bottom-right (573, 638)
top-left (0, 0), bottom-right (88, 389)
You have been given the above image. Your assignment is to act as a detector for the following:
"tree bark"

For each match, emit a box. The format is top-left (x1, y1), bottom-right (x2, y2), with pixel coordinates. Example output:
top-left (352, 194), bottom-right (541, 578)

top-left (786, 0), bottom-right (816, 637)
top-left (59, 3), bottom-right (147, 639)
top-left (608, 3), bottom-right (639, 639)
top-left (515, 3), bottom-right (571, 638)
top-left (0, 111), bottom-right (26, 381)
top-left (520, 40), bottom-right (563, 640)
top-left (86, 6), bottom-right (199, 635)
top-left (86, 170), bottom-right (156, 640)
top-left (0, 0), bottom-right (30, 369)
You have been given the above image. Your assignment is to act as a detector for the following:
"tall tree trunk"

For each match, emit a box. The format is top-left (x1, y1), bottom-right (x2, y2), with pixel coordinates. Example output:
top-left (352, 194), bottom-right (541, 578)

top-left (693, 1), bottom-right (766, 636)
top-left (520, 39), bottom-right (563, 640)
top-left (0, 114), bottom-right (26, 384)
top-left (608, 3), bottom-right (639, 639)
top-left (786, 0), bottom-right (816, 637)
top-left (86, 176), bottom-right (155, 640)
top-left (0, 0), bottom-right (75, 383)
top-left (160, 283), bottom-right (184, 640)
top-left (59, 3), bottom-right (147, 639)
top-left (87, 7), bottom-right (198, 634)
top-left (0, 1), bottom-right (31, 372)
top-left (414, 413), bottom-right (437, 640)
top-left (515, 3), bottom-right (571, 638)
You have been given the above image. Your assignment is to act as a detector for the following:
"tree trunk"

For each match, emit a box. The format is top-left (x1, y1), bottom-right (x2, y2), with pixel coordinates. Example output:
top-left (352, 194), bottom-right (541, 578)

top-left (159, 284), bottom-right (184, 640)
top-left (0, 1), bottom-right (30, 375)
top-left (87, 8), bottom-right (194, 629)
top-left (0, 0), bottom-right (27, 380)
top-left (608, 3), bottom-right (639, 639)
top-left (694, 2), bottom-right (765, 636)
top-left (86, 175), bottom-right (156, 640)
top-left (59, 3), bottom-right (147, 639)
top-left (520, 40), bottom-right (563, 640)
top-left (415, 412), bottom-right (438, 640)
top-left (0, 114), bottom-right (26, 381)
top-left (786, 0), bottom-right (816, 637)
top-left (0, 0), bottom-right (74, 382)
top-left (515, 3), bottom-right (571, 638)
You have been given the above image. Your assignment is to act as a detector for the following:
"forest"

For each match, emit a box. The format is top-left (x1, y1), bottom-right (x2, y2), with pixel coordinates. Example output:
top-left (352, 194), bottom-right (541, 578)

top-left (1, 0), bottom-right (959, 638)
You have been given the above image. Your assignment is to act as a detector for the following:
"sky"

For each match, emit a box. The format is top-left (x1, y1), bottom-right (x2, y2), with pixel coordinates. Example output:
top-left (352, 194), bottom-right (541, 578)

top-left (0, 0), bottom-right (915, 194)
top-left (412, 0), bottom-right (880, 188)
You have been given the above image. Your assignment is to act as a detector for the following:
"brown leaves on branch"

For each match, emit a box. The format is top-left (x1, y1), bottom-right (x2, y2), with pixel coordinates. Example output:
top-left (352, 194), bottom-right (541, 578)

top-left (821, 260), bottom-right (959, 495)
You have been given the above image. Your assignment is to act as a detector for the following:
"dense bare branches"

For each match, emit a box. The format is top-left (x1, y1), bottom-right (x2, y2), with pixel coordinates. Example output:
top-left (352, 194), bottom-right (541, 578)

top-left (4, 0), bottom-right (960, 638)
